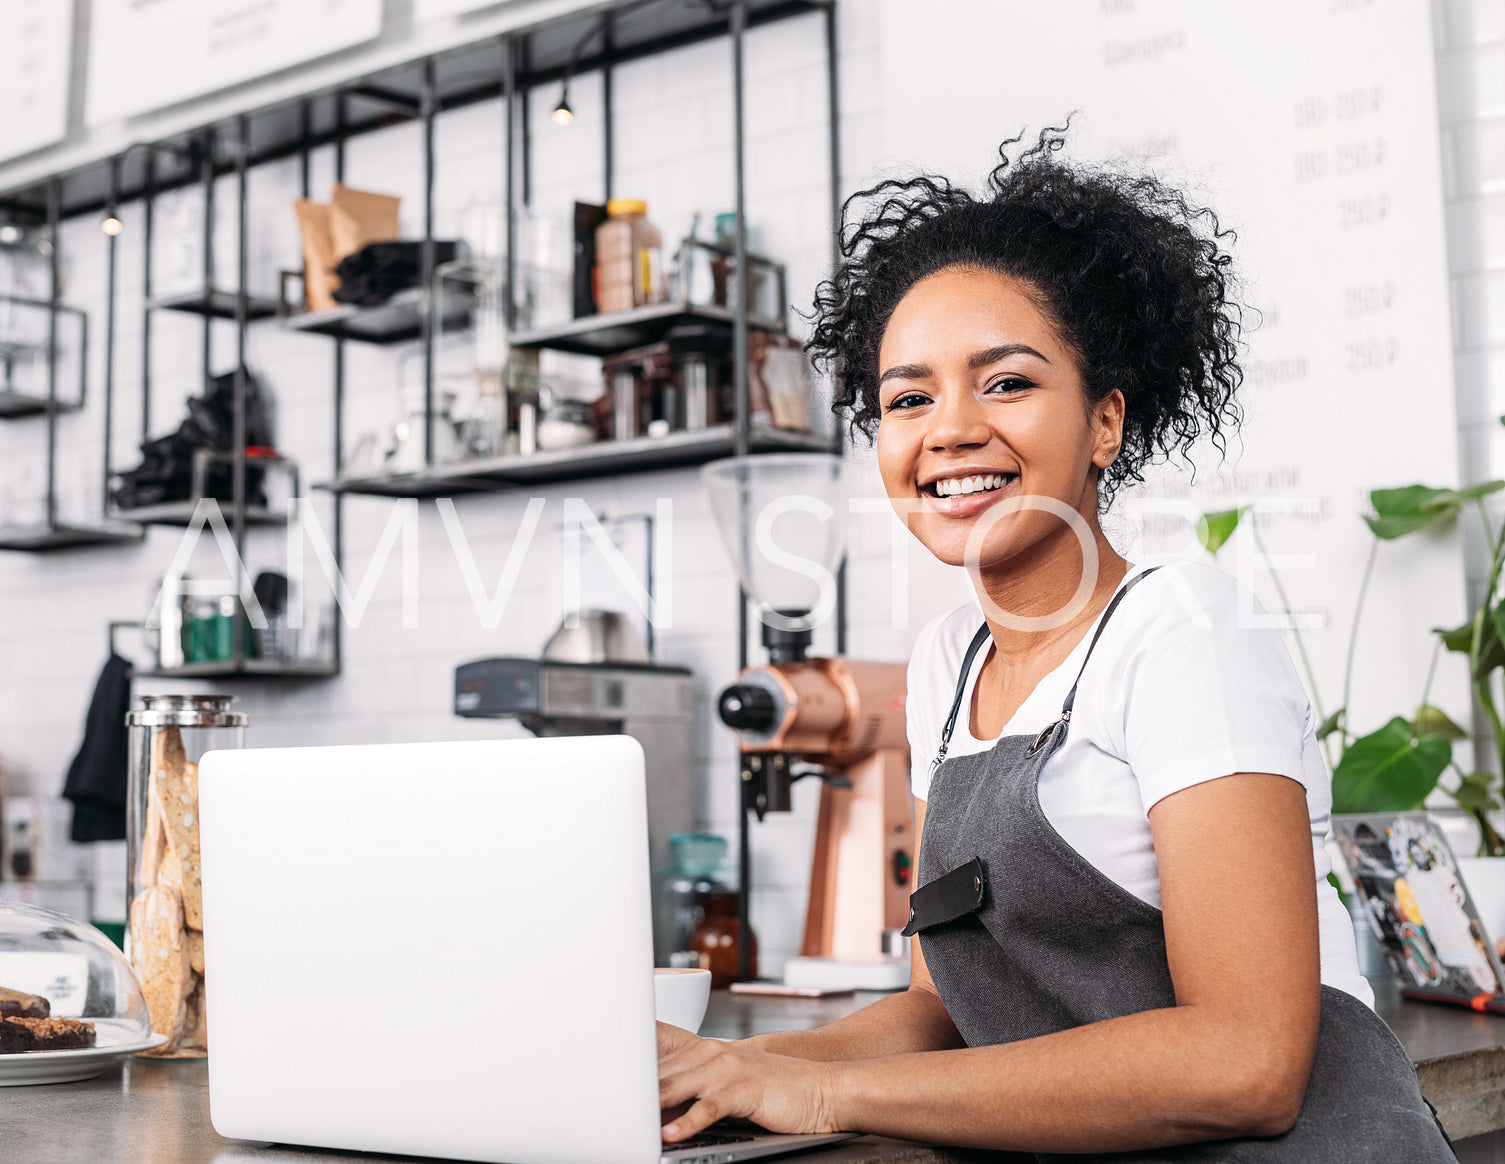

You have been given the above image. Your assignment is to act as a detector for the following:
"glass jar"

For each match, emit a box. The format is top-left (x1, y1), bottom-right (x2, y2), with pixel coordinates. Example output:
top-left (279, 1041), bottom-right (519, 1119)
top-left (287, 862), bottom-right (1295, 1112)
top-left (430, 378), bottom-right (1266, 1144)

top-left (594, 199), bottom-right (662, 313)
top-left (689, 888), bottom-right (757, 988)
top-left (654, 833), bottom-right (727, 967)
top-left (125, 695), bottom-right (247, 1057)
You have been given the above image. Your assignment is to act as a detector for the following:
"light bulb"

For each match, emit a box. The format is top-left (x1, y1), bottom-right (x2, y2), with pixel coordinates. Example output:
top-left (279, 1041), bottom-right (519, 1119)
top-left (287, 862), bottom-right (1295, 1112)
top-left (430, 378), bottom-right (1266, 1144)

top-left (102, 216), bottom-right (123, 236)
top-left (552, 84), bottom-right (573, 126)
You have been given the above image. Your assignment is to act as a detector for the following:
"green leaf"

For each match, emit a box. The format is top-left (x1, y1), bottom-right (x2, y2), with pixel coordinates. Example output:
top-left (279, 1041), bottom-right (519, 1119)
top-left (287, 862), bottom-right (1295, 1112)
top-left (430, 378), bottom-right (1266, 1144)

top-left (1414, 704), bottom-right (1468, 739)
top-left (1331, 716), bottom-right (1452, 813)
top-left (1316, 708), bottom-right (1345, 741)
top-left (1452, 771), bottom-right (1502, 813)
top-left (1196, 507), bottom-right (1248, 556)
top-left (1365, 485), bottom-right (1458, 539)
top-left (1446, 612), bottom-right (1505, 680)
top-left (1423, 481), bottom-right (1505, 508)
top-left (1437, 622), bottom-right (1475, 654)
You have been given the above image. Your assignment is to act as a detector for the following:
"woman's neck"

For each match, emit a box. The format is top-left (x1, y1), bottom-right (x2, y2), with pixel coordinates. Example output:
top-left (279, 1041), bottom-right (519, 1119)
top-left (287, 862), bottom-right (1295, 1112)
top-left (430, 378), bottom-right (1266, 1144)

top-left (968, 526), bottom-right (1129, 669)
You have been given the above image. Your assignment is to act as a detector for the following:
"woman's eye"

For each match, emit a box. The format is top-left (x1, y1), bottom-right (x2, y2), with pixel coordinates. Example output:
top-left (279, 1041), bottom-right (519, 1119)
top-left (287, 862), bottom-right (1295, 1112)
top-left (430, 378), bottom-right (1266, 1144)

top-left (986, 376), bottom-right (1033, 395)
top-left (884, 392), bottom-right (930, 411)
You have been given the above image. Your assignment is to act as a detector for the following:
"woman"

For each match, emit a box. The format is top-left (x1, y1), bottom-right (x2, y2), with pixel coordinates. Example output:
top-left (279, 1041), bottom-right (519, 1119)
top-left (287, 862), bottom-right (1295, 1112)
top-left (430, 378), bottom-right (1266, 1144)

top-left (657, 131), bottom-right (1455, 1160)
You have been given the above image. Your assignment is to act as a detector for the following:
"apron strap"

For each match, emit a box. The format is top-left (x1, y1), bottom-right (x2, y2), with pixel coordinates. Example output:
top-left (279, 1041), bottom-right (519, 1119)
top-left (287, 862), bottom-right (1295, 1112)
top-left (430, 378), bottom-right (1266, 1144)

top-left (1058, 564), bottom-right (1163, 720)
top-left (929, 622), bottom-right (994, 778)
top-left (933, 565), bottom-right (1167, 770)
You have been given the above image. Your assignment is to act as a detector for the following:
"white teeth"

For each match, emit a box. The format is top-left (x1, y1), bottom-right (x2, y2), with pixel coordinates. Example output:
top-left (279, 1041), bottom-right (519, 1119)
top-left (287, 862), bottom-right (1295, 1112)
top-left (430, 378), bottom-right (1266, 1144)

top-left (933, 473), bottom-right (1010, 497)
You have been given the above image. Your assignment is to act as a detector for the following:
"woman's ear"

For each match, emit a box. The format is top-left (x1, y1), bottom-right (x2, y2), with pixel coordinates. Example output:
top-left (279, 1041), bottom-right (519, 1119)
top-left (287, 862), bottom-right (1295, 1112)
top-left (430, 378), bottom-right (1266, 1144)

top-left (1092, 390), bottom-right (1125, 469)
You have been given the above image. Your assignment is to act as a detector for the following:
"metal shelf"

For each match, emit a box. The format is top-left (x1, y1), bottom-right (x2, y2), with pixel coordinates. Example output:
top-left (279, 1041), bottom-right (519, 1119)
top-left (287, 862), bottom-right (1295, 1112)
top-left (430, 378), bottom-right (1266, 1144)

top-left (148, 288), bottom-right (280, 321)
top-left (512, 301), bottom-right (785, 357)
top-left (0, 520), bottom-right (144, 552)
top-left (0, 389), bottom-right (81, 420)
top-left (281, 286), bottom-right (473, 345)
top-left (320, 425), bottom-right (832, 497)
top-left (132, 659), bottom-right (341, 680)
top-left (108, 500), bottom-right (286, 527)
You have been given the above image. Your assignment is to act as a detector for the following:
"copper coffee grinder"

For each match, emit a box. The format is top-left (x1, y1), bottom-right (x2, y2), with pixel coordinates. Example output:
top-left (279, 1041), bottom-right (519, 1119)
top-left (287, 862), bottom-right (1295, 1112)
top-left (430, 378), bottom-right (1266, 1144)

top-left (703, 455), bottom-right (912, 989)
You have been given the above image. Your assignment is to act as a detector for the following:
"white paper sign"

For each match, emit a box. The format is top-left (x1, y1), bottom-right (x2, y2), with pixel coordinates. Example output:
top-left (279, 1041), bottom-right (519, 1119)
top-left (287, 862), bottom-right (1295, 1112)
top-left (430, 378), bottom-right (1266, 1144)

top-left (0, 0), bottom-right (72, 163)
top-left (87, 0), bottom-right (384, 125)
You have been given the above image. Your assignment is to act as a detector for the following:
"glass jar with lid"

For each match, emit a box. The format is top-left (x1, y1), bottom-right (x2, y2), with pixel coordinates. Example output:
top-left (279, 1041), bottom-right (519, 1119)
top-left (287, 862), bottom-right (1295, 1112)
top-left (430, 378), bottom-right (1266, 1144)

top-left (125, 695), bottom-right (247, 1057)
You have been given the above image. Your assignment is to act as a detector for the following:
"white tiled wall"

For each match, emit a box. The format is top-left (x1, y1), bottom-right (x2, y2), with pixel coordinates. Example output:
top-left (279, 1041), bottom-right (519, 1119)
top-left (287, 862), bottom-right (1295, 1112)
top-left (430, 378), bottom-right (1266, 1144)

top-left (0, 3), bottom-right (957, 974)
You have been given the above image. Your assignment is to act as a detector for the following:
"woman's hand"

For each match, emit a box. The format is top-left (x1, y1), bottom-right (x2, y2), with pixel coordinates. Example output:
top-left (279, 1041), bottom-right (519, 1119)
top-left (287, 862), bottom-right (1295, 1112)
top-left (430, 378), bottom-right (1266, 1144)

top-left (657, 1022), bottom-right (845, 1142)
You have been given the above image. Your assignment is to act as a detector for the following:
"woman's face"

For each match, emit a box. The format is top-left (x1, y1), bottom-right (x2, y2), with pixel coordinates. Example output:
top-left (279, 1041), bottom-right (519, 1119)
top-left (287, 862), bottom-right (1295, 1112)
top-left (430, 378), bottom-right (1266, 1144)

top-left (875, 266), bottom-right (1122, 571)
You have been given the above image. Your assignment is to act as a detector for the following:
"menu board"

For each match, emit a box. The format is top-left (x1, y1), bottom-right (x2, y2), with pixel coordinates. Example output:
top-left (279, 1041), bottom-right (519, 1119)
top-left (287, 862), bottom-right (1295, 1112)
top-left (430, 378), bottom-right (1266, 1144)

top-left (0, 0), bottom-right (72, 162)
top-left (876, 0), bottom-right (1463, 722)
top-left (87, 0), bottom-right (383, 125)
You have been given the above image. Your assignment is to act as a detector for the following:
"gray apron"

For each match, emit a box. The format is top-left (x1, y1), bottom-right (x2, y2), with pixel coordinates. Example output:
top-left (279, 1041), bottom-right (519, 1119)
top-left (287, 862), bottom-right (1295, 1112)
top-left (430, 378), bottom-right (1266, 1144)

top-left (903, 569), bottom-right (1455, 1162)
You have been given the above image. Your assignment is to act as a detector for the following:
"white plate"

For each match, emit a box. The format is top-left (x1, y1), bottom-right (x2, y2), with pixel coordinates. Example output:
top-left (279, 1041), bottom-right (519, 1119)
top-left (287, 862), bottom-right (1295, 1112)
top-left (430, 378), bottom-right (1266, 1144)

top-left (0, 1031), bottom-right (169, 1086)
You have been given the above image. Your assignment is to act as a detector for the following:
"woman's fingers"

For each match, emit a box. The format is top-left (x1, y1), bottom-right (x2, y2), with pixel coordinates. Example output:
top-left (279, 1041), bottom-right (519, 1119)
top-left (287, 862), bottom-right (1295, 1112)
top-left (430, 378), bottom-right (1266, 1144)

top-left (662, 1097), bottom-right (725, 1143)
top-left (657, 1020), bottom-right (699, 1060)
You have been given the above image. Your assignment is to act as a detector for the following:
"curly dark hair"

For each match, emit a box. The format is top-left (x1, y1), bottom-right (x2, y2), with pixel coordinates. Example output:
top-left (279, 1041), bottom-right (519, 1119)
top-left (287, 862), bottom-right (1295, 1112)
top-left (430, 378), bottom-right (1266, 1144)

top-left (808, 126), bottom-right (1245, 506)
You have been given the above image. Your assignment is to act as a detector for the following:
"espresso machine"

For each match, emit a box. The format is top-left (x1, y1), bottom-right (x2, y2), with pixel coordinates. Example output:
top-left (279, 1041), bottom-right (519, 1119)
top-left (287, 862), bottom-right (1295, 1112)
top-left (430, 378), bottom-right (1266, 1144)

top-left (703, 455), bottom-right (913, 989)
top-left (454, 611), bottom-right (694, 964)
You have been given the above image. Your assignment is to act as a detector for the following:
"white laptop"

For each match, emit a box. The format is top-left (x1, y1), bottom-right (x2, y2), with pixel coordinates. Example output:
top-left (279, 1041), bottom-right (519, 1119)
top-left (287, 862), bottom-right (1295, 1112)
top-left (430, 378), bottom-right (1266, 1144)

top-left (198, 735), bottom-right (855, 1164)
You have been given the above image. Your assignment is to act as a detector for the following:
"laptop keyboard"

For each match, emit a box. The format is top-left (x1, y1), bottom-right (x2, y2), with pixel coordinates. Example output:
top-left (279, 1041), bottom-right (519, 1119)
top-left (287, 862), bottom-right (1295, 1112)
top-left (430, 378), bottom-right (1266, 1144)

top-left (665, 1131), bottom-right (756, 1149)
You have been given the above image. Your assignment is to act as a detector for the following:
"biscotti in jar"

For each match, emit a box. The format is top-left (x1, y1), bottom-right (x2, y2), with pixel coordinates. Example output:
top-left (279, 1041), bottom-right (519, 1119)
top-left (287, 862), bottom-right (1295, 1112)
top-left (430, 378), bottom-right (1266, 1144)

top-left (125, 695), bottom-right (246, 1058)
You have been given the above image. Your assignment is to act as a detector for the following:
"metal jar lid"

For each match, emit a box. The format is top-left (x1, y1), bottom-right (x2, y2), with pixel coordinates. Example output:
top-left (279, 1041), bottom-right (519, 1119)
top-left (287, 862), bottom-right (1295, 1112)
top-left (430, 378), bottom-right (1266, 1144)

top-left (125, 694), bottom-right (247, 728)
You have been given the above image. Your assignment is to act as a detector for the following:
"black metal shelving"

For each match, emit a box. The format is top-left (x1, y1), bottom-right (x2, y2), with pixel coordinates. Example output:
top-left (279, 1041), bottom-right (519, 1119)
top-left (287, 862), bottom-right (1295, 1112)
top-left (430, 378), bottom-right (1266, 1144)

top-left (279, 286), bottom-right (473, 345)
top-left (0, 0), bottom-right (842, 694)
top-left (0, 175), bottom-right (143, 552)
top-left (327, 424), bottom-right (830, 497)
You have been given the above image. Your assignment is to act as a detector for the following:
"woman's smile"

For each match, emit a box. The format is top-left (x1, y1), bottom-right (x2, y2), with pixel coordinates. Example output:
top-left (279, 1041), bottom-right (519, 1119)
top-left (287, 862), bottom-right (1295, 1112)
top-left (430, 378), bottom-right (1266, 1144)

top-left (918, 467), bottom-right (1020, 517)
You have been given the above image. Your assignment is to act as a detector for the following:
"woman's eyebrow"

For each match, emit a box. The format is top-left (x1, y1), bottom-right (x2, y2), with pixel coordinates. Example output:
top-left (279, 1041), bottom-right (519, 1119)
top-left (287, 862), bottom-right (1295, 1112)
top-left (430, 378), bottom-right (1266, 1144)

top-left (877, 362), bottom-right (930, 385)
top-left (969, 342), bottom-right (1050, 368)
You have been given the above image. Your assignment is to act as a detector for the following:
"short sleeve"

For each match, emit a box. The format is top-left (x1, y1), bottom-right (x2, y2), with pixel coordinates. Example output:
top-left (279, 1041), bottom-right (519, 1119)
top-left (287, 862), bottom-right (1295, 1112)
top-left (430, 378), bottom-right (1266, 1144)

top-left (1113, 565), bottom-right (1315, 811)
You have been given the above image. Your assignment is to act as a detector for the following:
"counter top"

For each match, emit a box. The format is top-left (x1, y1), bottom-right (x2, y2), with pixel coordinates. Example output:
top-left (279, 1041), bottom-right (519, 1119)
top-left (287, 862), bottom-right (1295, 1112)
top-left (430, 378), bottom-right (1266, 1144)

top-left (4, 980), bottom-right (1502, 1162)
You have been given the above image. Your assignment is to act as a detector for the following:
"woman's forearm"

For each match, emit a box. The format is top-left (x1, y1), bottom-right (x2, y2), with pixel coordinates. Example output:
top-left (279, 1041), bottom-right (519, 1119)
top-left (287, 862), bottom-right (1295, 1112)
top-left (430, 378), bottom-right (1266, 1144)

top-left (742, 986), bottom-right (964, 1061)
top-left (828, 1003), bottom-right (1308, 1153)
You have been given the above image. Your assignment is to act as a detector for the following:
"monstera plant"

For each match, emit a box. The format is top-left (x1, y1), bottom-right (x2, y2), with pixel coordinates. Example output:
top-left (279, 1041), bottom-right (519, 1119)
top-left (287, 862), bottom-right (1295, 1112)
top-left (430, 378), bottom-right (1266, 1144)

top-left (1198, 470), bottom-right (1505, 857)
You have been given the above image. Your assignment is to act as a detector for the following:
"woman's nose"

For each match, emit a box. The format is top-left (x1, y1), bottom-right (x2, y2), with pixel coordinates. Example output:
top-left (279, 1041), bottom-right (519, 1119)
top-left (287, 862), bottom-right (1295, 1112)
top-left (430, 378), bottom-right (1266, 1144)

top-left (925, 388), bottom-right (991, 451)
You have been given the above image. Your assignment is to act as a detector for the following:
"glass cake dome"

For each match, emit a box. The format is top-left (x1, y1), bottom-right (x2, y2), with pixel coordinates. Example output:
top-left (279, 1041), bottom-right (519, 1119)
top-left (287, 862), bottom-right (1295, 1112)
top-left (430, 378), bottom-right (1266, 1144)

top-left (0, 901), bottom-right (153, 1052)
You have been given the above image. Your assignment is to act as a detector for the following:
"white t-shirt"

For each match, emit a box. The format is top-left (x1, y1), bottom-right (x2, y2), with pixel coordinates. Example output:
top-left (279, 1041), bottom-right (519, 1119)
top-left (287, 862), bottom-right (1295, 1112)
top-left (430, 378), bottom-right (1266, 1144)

top-left (907, 560), bottom-right (1372, 1006)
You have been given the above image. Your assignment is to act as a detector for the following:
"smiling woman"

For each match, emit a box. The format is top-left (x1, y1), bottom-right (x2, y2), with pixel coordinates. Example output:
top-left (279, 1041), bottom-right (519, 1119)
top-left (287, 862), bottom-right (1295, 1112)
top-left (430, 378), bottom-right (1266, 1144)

top-left (654, 129), bottom-right (1458, 1162)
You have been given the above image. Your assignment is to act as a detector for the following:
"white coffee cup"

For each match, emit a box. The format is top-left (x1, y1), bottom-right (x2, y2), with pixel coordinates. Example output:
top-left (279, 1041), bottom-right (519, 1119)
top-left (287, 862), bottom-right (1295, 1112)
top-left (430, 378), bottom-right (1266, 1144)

top-left (653, 967), bottom-right (712, 1034)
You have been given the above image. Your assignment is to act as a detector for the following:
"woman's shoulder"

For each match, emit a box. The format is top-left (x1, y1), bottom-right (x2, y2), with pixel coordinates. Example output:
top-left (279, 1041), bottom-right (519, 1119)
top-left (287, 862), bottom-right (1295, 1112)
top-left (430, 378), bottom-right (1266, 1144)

top-left (1121, 558), bottom-right (1260, 631)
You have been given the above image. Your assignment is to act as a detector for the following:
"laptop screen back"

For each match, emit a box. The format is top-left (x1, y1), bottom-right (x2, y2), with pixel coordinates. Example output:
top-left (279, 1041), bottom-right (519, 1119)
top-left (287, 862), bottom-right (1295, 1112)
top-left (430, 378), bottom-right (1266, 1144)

top-left (198, 735), bottom-right (662, 1164)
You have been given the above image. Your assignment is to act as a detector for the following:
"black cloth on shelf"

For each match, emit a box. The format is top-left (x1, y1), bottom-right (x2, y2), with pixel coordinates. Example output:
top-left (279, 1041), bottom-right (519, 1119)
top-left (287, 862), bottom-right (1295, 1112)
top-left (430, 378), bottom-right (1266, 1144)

top-left (62, 653), bottom-right (133, 843)
top-left (112, 367), bottom-right (273, 510)
top-left (331, 240), bottom-right (459, 306)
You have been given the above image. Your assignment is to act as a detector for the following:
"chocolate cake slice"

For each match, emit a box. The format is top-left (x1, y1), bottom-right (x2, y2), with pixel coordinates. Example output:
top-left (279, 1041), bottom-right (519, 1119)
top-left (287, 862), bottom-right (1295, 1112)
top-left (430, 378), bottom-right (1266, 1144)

top-left (0, 1016), bottom-right (96, 1053)
top-left (0, 986), bottom-right (49, 1019)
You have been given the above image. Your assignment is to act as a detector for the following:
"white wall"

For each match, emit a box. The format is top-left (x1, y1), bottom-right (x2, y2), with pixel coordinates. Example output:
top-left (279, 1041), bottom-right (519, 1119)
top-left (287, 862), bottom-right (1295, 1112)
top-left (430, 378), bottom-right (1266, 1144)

top-left (0, 0), bottom-right (1489, 975)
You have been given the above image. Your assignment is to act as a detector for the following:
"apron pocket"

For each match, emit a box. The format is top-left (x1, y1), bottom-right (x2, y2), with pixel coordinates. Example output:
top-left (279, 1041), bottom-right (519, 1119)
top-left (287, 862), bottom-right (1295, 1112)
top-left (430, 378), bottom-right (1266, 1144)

top-left (901, 857), bottom-right (986, 936)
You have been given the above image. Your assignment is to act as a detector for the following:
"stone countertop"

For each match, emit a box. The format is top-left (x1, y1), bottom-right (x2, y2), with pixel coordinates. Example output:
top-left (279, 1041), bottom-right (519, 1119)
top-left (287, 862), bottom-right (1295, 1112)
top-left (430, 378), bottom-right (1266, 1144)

top-left (3, 979), bottom-right (1502, 1161)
